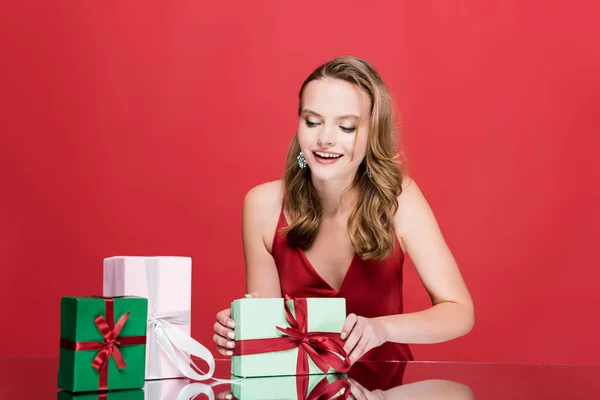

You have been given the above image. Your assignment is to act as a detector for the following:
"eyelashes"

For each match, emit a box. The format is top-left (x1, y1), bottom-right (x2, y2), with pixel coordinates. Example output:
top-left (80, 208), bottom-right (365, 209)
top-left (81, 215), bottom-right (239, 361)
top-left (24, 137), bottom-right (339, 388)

top-left (304, 119), bottom-right (356, 133)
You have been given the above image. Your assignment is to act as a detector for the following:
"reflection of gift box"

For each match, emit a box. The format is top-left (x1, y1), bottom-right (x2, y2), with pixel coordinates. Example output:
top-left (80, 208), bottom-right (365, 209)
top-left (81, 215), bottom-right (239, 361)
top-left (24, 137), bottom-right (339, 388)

top-left (57, 389), bottom-right (144, 400)
top-left (231, 374), bottom-right (350, 400)
top-left (104, 256), bottom-right (201, 380)
top-left (57, 296), bottom-right (148, 393)
top-left (231, 297), bottom-right (350, 378)
top-left (144, 378), bottom-right (191, 400)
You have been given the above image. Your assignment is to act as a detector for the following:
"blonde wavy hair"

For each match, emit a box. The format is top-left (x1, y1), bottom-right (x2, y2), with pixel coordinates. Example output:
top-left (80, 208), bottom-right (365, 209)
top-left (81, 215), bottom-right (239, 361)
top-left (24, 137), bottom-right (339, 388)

top-left (283, 55), bottom-right (405, 261)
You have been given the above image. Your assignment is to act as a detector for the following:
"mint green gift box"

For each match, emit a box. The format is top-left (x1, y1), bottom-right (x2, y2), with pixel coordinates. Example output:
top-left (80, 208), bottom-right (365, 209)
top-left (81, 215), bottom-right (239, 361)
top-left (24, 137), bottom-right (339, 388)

top-left (231, 297), bottom-right (347, 377)
top-left (231, 373), bottom-right (348, 400)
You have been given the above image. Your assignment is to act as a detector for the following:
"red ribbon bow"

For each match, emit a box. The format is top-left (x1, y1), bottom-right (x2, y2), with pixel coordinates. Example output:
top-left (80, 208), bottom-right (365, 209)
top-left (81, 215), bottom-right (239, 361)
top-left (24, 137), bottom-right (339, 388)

top-left (233, 295), bottom-right (351, 390)
top-left (275, 295), bottom-right (351, 375)
top-left (60, 298), bottom-right (146, 391)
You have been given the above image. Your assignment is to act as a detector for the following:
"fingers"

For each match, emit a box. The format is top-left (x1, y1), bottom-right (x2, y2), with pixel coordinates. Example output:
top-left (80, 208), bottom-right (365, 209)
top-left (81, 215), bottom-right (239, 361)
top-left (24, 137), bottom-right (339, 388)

top-left (341, 313), bottom-right (358, 340)
top-left (215, 308), bottom-right (235, 356)
top-left (213, 332), bottom-right (235, 352)
top-left (343, 316), bottom-right (365, 356)
top-left (216, 308), bottom-right (235, 329)
top-left (348, 331), bottom-right (370, 365)
top-left (213, 321), bottom-right (235, 341)
top-left (214, 294), bottom-right (258, 359)
top-left (216, 345), bottom-right (233, 357)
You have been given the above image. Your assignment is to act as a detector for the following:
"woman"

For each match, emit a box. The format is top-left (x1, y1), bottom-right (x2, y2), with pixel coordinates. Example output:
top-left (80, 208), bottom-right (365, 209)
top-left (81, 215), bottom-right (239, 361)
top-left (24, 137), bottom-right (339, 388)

top-left (213, 55), bottom-right (474, 364)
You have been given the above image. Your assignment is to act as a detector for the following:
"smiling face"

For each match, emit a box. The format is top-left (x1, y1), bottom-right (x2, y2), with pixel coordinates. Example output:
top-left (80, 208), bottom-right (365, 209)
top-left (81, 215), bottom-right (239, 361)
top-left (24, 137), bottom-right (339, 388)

top-left (297, 77), bottom-right (372, 183)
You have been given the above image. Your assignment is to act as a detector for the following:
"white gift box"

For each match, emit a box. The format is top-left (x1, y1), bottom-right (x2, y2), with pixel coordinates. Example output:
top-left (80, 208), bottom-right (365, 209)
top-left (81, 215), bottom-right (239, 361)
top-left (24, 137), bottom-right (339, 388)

top-left (103, 256), bottom-right (214, 381)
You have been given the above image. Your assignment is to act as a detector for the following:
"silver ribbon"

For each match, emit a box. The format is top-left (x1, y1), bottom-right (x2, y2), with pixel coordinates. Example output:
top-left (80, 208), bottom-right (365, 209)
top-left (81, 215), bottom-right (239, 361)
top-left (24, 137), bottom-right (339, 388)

top-left (145, 258), bottom-right (216, 381)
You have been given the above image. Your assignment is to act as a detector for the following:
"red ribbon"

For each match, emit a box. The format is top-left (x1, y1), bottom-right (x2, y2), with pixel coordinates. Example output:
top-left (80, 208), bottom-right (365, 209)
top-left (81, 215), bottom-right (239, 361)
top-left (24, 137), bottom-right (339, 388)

top-left (305, 376), bottom-right (351, 400)
top-left (60, 298), bottom-right (146, 391)
top-left (233, 295), bottom-right (351, 396)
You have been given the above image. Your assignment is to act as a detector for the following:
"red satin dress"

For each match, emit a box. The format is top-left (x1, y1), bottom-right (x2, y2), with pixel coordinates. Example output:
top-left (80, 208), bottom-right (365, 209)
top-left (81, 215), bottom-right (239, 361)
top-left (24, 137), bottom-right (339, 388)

top-left (272, 207), bottom-right (414, 363)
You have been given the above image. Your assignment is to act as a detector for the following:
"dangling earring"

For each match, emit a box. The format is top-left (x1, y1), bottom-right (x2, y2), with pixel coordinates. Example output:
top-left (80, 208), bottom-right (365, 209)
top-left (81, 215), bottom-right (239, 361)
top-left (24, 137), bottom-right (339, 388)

top-left (297, 151), bottom-right (307, 169)
top-left (367, 165), bottom-right (373, 179)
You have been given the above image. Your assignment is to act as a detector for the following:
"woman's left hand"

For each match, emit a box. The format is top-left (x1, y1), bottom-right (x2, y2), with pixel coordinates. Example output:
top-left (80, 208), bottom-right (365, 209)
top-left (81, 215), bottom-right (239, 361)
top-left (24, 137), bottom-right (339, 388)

top-left (341, 313), bottom-right (387, 364)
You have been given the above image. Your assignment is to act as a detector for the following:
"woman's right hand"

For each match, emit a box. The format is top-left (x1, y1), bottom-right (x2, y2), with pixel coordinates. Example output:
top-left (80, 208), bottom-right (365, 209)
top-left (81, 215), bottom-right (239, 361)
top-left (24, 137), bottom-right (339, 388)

top-left (214, 307), bottom-right (235, 356)
top-left (213, 292), bottom-right (259, 356)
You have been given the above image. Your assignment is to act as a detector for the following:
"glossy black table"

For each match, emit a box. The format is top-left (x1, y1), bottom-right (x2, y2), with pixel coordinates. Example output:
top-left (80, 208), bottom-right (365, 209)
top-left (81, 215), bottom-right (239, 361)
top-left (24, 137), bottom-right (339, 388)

top-left (1, 357), bottom-right (598, 399)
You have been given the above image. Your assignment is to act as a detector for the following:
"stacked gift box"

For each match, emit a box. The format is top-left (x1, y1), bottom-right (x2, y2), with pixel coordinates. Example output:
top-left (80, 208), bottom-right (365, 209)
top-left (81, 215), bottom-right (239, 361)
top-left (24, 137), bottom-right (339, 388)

top-left (57, 256), bottom-right (215, 399)
top-left (56, 256), bottom-right (352, 399)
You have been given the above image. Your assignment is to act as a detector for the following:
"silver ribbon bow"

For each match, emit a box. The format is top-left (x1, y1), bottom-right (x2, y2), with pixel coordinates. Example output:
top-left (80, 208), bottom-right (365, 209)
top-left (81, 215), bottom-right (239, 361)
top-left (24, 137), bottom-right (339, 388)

top-left (145, 258), bottom-right (216, 380)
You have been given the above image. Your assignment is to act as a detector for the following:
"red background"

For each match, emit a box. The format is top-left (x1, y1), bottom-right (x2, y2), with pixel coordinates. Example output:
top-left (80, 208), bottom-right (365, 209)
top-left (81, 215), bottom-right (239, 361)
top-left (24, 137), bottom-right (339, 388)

top-left (1, 1), bottom-right (599, 364)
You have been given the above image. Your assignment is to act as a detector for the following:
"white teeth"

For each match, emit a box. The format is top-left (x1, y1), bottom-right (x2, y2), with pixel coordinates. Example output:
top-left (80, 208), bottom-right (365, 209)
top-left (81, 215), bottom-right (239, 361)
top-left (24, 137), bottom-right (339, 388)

top-left (315, 152), bottom-right (341, 158)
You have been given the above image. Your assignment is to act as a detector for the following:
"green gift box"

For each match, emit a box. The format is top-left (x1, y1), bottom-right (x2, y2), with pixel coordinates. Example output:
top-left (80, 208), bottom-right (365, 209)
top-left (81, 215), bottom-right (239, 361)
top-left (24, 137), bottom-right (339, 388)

top-left (57, 296), bottom-right (148, 393)
top-left (231, 373), bottom-right (349, 400)
top-left (231, 297), bottom-right (350, 378)
top-left (57, 389), bottom-right (144, 400)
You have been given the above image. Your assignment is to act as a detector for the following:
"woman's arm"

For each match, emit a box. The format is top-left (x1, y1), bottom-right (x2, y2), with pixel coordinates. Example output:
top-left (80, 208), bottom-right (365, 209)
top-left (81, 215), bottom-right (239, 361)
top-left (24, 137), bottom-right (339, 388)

top-left (242, 183), bottom-right (283, 298)
top-left (213, 183), bottom-right (282, 356)
top-left (341, 178), bottom-right (474, 363)
top-left (379, 177), bottom-right (474, 344)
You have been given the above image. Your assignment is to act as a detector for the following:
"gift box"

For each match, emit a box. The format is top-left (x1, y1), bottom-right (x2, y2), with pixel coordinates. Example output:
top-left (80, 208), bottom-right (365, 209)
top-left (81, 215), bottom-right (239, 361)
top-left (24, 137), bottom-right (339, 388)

top-left (231, 373), bottom-right (350, 400)
top-left (103, 256), bottom-right (214, 381)
top-left (231, 297), bottom-right (350, 378)
top-left (57, 389), bottom-right (144, 400)
top-left (57, 296), bottom-right (148, 393)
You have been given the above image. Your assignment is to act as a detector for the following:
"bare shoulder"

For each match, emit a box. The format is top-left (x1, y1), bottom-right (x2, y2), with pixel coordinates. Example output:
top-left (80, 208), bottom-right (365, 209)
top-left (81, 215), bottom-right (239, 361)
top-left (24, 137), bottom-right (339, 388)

top-left (243, 179), bottom-right (284, 253)
top-left (394, 175), bottom-right (437, 243)
top-left (244, 180), bottom-right (283, 211)
top-left (396, 175), bottom-right (431, 215)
